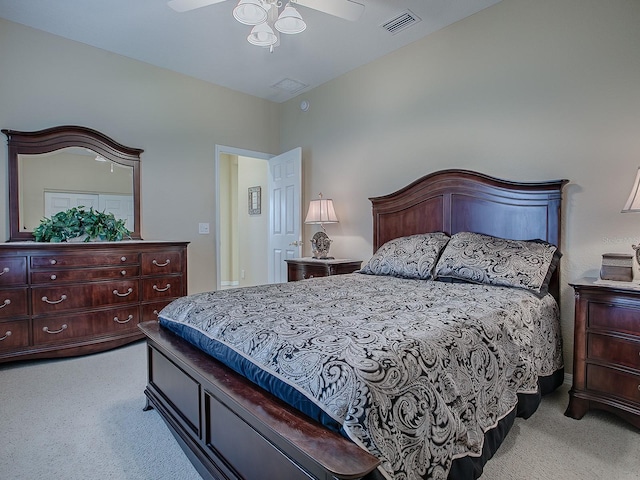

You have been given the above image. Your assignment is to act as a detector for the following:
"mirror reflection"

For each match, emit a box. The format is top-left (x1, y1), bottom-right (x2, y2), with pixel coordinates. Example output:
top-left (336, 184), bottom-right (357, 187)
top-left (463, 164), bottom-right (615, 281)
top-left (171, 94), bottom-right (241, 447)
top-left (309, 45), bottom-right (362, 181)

top-left (18, 148), bottom-right (134, 232)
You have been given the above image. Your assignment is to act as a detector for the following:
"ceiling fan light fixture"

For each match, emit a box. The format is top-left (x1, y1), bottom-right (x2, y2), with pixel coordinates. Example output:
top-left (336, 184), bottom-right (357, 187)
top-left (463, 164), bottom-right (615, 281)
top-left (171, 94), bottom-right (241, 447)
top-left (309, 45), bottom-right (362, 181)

top-left (247, 22), bottom-right (278, 46)
top-left (233, 0), bottom-right (268, 25)
top-left (274, 4), bottom-right (306, 34)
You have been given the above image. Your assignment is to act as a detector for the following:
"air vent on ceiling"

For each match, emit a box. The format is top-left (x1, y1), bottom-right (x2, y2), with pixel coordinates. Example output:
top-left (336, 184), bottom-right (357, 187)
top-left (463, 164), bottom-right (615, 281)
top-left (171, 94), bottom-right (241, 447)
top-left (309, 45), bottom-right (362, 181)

top-left (271, 78), bottom-right (308, 94)
top-left (381, 10), bottom-right (421, 35)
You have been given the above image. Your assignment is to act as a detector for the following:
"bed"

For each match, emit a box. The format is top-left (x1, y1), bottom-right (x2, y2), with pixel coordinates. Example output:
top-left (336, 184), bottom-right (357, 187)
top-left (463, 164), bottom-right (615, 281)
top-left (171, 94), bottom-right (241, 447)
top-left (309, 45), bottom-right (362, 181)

top-left (139, 169), bottom-right (568, 480)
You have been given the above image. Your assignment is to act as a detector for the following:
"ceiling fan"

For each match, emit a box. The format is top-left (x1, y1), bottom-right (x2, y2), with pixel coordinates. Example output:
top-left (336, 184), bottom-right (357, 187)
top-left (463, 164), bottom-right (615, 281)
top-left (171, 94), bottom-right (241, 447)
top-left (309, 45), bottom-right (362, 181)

top-left (168, 0), bottom-right (365, 50)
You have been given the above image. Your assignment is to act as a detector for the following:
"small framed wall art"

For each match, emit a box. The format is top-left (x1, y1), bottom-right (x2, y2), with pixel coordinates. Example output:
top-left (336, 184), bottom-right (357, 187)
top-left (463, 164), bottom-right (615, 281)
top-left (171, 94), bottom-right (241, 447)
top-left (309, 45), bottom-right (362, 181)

top-left (248, 186), bottom-right (261, 215)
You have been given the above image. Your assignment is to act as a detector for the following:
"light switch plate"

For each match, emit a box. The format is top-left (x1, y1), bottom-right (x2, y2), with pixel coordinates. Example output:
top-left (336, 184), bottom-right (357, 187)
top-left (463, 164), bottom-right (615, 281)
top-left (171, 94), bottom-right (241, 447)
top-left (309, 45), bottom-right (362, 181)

top-left (198, 223), bottom-right (210, 234)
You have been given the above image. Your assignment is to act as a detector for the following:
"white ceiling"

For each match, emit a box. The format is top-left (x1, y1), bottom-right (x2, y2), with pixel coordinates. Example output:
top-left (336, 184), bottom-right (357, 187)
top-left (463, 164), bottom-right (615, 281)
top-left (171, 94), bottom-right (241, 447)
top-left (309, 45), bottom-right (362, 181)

top-left (0, 0), bottom-right (502, 103)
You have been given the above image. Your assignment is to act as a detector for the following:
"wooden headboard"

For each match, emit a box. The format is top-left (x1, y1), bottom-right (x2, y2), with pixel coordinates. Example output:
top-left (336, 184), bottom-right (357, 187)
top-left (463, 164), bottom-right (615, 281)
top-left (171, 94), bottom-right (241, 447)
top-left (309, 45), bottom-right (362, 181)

top-left (370, 169), bottom-right (569, 300)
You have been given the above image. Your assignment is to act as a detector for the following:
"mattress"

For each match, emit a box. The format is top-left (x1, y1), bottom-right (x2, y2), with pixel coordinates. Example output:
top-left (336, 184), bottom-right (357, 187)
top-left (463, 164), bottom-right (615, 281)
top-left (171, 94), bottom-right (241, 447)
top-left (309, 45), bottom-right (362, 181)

top-left (158, 273), bottom-right (563, 480)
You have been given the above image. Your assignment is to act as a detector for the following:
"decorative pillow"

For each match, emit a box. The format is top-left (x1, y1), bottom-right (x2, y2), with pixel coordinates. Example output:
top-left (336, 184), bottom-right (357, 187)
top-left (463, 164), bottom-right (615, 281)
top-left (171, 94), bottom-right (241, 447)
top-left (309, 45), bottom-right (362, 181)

top-left (359, 232), bottom-right (450, 280)
top-left (433, 232), bottom-right (560, 294)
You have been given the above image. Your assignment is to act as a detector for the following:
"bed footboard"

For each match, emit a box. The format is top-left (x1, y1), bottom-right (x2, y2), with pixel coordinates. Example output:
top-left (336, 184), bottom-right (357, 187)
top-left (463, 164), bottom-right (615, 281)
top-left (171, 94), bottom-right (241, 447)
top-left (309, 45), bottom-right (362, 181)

top-left (139, 321), bottom-right (380, 480)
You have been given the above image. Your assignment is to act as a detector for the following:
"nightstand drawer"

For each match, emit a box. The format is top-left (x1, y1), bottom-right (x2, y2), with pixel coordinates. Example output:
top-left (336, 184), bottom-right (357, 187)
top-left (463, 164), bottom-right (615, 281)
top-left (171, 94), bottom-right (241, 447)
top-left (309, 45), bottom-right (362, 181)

top-left (587, 364), bottom-right (640, 406)
top-left (285, 259), bottom-right (362, 282)
top-left (588, 333), bottom-right (640, 370)
top-left (289, 263), bottom-right (327, 281)
top-left (588, 301), bottom-right (640, 337)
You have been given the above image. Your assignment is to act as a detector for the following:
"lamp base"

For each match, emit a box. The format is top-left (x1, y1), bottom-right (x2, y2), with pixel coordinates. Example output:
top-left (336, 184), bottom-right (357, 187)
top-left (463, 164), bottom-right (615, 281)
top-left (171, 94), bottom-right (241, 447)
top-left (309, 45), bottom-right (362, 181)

top-left (310, 231), bottom-right (333, 259)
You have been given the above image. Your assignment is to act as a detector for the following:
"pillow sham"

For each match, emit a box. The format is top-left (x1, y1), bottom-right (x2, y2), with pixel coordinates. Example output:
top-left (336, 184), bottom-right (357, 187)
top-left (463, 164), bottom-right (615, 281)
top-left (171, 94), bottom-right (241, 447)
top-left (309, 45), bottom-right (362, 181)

top-left (433, 231), bottom-right (559, 294)
top-left (359, 232), bottom-right (450, 280)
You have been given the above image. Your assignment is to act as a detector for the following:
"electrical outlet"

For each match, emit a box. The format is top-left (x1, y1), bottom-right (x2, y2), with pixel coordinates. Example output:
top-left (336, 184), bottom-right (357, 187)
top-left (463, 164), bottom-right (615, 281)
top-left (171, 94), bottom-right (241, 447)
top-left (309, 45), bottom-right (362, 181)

top-left (198, 223), bottom-right (210, 234)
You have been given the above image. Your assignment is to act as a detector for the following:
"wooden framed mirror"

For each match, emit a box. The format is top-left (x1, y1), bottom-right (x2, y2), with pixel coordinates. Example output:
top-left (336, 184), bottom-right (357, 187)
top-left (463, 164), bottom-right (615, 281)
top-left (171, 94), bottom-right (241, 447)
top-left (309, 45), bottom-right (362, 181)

top-left (2, 126), bottom-right (142, 242)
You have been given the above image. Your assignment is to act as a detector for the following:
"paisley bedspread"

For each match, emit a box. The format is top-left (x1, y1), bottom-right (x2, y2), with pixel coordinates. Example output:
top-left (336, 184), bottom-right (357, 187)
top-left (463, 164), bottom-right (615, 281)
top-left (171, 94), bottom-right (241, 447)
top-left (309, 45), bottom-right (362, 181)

top-left (159, 273), bottom-right (563, 480)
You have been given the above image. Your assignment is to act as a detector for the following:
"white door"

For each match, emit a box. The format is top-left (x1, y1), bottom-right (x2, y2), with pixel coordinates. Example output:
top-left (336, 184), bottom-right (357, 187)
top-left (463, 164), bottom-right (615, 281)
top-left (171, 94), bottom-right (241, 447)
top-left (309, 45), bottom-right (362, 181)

top-left (268, 148), bottom-right (302, 284)
top-left (44, 191), bottom-right (99, 217)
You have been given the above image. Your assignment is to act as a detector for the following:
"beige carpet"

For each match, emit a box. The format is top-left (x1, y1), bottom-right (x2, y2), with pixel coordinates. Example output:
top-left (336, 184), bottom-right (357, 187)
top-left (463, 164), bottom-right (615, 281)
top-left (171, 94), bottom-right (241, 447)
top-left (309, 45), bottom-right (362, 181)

top-left (1, 341), bottom-right (638, 480)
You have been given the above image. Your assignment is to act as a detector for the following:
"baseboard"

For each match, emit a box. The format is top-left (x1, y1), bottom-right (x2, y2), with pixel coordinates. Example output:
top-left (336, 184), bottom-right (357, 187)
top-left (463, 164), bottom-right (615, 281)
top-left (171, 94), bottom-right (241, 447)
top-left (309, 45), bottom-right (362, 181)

top-left (221, 281), bottom-right (239, 287)
top-left (563, 372), bottom-right (573, 386)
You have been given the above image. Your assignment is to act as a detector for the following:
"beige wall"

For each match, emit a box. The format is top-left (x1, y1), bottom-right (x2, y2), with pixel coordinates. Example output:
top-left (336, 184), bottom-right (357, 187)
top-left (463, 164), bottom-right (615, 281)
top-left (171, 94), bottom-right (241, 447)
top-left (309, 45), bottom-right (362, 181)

top-left (0, 18), bottom-right (280, 294)
top-left (279, 0), bottom-right (640, 373)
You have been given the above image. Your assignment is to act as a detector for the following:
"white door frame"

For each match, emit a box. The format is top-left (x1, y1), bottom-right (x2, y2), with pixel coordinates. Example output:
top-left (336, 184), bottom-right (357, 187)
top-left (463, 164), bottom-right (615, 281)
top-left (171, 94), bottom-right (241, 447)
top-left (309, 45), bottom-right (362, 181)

top-left (215, 145), bottom-right (273, 290)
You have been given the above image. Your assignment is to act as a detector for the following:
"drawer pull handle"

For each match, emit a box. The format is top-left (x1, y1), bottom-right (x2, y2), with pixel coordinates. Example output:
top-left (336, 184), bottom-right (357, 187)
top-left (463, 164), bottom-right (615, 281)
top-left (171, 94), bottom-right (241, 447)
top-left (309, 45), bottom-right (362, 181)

top-left (153, 310), bottom-right (159, 316)
top-left (113, 314), bottom-right (134, 324)
top-left (113, 288), bottom-right (133, 297)
top-left (153, 284), bottom-right (171, 292)
top-left (121, 256), bottom-right (127, 262)
top-left (50, 259), bottom-right (57, 265)
top-left (121, 270), bottom-right (127, 276)
top-left (0, 330), bottom-right (11, 341)
top-left (152, 259), bottom-right (171, 267)
top-left (0, 299), bottom-right (11, 309)
top-left (50, 274), bottom-right (57, 280)
top-left (43, 324), bottom-right (68, 334)
top-left (41, 294), bottom-right (67, 304)
top-left (0, 267), bottom-right (9, 276)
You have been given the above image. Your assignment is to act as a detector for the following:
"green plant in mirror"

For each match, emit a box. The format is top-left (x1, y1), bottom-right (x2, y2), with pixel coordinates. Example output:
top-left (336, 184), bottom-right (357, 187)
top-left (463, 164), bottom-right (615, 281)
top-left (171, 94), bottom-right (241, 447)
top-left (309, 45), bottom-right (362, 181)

top-left (33, 207), bottom-right (131, 242)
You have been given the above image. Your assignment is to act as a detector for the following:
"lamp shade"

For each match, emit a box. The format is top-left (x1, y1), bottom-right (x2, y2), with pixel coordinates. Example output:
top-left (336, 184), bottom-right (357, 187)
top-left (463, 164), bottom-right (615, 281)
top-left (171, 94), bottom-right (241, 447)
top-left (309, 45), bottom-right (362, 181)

top-left (247, 22), bottom-right (277, 46)
top-left (275, 5), bottom-right (307, 34)
top-left (622, 167), bottom-right (640, 212)
top-left (305, 197), bottom-right (338, 224)
top-left (233, 0), bottom-right (268, 25)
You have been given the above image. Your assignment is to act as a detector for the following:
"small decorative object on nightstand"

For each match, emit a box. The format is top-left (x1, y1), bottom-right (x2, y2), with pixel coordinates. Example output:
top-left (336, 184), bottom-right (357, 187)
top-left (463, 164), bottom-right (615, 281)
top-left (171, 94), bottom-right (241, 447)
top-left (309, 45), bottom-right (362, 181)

top-left (600, 253), bottom-right (633, 281)
top-left (304, 193), bottom-right (339, 259)
top-left (565, 278), bottom-right (640, 429)
top-left (285, 258), bottom-right (361, 282)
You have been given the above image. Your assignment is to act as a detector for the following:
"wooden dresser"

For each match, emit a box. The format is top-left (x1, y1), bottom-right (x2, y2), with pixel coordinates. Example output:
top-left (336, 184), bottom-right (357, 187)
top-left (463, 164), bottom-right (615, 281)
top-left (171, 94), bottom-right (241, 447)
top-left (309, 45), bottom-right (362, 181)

top-left (0, 241), bottom-right (187, 363)
top-left (566, 278), bottom-right (640, 428)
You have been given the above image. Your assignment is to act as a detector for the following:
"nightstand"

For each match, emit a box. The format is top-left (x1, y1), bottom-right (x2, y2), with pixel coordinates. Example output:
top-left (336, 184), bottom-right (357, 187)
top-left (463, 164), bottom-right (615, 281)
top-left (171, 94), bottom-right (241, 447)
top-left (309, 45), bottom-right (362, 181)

top-left (566, 278), bottom-right (640, 428)
top-left (285, 258), bottom-right (362, 282)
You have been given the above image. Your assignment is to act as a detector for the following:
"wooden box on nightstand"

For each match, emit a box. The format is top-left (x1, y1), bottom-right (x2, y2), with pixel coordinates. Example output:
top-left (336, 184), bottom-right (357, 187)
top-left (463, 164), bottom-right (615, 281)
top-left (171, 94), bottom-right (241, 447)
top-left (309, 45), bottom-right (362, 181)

top-left (566, 278), bottom-right (640, 428)
top-left (285, 258), bottom-right (362, 282)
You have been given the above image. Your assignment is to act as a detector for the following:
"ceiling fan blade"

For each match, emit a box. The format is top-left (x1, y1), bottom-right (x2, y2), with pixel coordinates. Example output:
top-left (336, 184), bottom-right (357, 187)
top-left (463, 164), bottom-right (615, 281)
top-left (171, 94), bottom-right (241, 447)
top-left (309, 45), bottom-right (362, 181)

top-left (168, 0), bottom-right (227, 13)
top-left (295, 0), bottom-right (365, 22)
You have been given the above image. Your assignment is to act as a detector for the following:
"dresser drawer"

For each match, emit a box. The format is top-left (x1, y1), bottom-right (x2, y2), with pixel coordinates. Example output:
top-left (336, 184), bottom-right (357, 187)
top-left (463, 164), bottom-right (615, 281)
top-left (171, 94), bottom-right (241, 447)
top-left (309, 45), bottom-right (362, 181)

top-left (588, 333), bottom-right (640, 371)
top-left (31, 265), bottom-right (140, 284)
top-left (141, 251), bottom-right (183, 275)
top-left (142, 300), bottom-right (174, 321)
top-left (32, 307), bottom-right (141, 345)
top-left (0, 287), bottom-right (29, 319)
top-left (588, 301), bottom-right (640, 337)
top-left (31, 252), bottom-right (139, 268)
top-left (142, 276), bottom-right (183, 301)
top-left (32, 280), bottom-right (140, 314)
top-left (0, 257), bottom-right (27, 285)
top-left (0, 320), bottom-right (30, 350)
top-left (587, 364), bottom-right (640, 406)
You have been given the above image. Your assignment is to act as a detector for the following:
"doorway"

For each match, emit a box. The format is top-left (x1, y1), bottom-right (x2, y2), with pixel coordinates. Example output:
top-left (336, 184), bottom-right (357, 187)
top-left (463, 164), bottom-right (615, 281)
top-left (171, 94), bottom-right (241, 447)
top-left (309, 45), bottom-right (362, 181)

top-left (215, 145), bottom-right (302, 290)
top-left (216, 147), bottom-right (269, 290)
